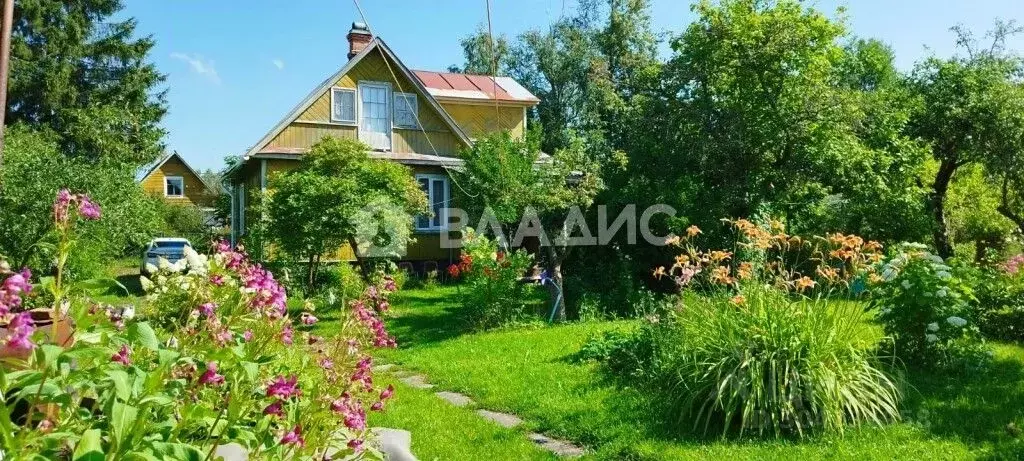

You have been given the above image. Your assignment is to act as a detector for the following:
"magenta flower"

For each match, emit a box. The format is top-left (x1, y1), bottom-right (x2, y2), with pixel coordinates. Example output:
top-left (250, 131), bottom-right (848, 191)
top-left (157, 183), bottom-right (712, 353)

top-left (265, 375), bottom-right (300, 399)
top-left (209, 274), bottom-right (225, 286)
top-left (383, 276), bottom-right (397, 292)
top-left (111, 345), bottom-right (131, 366)
top-left (5, 312), bottom-right (35, 351)
top-left (196, 302), bottom-right (217, 318)
top-left (347, 438), bottom-right (364, 452)
top-left (263, 400), bottom-right (284, 417)
top-left (0, 268), bottom-right (32, 316)
top-left (380, 384), bottom-right (395, 401)
top-left (370, 401), bottom-right (384, 411)
top-left (198, 362), bottom-right (225, 386)
top-left (300, 312), bottom-right (318, 325)
top-left (242, 329), bottom-right (253, 342)
top-left (280, 425), bottom-right (304, 447)
top-left (280, 322), bottom-right (293, 346)
top-left (53, 189), bottom-right (73, 224)
top-left (77, 196), bottom-right (101, 220)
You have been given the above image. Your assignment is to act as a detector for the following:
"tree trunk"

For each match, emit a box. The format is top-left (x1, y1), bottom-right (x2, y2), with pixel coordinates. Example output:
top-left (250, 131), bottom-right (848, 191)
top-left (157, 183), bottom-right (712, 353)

top-left (997, 178), bottom-right (1024, 236)
top-left (305, 252), bottom-right (317, 292)
top-left (930, 158), bottom-right (958, 258)
top-left (544, 245), bottom-right (566, 322)
top-left (347, 236), bottom-right (371, 282)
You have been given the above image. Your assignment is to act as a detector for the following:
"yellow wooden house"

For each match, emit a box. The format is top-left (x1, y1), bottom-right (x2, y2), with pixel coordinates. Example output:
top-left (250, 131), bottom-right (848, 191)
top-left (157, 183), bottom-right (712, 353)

top-left (226, 22), bottom-right (539, 267)
top-left (137, 151), bottom-right (216, 209)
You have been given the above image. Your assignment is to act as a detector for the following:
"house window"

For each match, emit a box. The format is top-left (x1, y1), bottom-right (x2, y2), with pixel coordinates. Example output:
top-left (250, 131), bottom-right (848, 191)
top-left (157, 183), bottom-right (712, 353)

top-left (165, 176), bottom-right (184, 197)
top-left (415, 174), bottom-right (449, 231)
top-left (331, 87), bottom-right (356, 124)
top-left (359, 82), bottom-right (392, 150)
top-left (393, 92), bottom-right (418, 128)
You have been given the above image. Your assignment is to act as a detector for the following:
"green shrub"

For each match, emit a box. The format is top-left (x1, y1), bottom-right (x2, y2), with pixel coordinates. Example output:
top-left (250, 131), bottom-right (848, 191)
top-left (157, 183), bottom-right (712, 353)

top-left (450, 228), bottom-right (535, 329)
top-left (871, 243), bottom-right (990, 371)
top-left (662, 286), bottom-right (900, 437)
top-left (961, 254), bottom-right (1024, 342)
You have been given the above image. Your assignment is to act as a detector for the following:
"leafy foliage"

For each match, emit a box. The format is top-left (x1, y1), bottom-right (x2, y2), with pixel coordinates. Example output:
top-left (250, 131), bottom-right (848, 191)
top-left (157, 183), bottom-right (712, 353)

top-left (9, 0), bottom-right (167, 166)
top-left (448, 229), bottom-right (535, 329)
top-left (266, 137), bottom-right (426, 289)
top-left (871, 243), bottom-right (990, 371)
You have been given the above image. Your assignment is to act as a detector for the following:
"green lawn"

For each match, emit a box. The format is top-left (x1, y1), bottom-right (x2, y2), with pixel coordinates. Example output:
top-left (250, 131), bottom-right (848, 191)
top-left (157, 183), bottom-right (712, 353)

top-left (352, 285), bottom-right (1024, 460)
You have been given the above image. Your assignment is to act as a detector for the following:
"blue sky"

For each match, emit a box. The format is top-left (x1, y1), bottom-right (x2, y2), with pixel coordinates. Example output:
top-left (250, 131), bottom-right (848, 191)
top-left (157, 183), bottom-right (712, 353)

top-left (122, 0), bottom-right (1023, 172)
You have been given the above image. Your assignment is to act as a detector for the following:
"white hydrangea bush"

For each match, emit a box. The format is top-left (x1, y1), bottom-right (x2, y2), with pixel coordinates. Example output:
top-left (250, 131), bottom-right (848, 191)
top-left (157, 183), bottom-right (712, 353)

top-left (871, 243), bottom-right (990, 371)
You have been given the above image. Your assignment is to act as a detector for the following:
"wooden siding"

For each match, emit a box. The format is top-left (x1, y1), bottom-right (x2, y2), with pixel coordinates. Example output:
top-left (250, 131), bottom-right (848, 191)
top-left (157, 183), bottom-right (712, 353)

top-left (275, 51), bottom-right (465, 156)
top-left (141, 156), bottom-right (212, 207)
top-left (441, 103), bottom-right (525, 140)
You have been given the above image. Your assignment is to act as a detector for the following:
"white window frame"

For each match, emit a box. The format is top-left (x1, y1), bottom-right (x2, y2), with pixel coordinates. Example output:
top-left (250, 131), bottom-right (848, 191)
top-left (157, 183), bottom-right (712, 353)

top-left (415, 173), bottom-right (449, 232)
top-left (330, 87), bottom-right (357, 125)
top-left (357, 81), bottom-right (393, 151)
top-left (164, 176), bottom-right (184, 198)
top-left (393, 92), bottom-right (419, 129)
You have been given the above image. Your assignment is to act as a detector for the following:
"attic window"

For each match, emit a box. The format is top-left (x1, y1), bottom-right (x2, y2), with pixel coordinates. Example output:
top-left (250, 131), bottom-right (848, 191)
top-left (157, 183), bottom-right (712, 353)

top-left (331, 87), bottom-right (356, 124)
top-left (165, 176), bottom-right (184, 198)
top-left (393, 92), bottom-right (418, 128)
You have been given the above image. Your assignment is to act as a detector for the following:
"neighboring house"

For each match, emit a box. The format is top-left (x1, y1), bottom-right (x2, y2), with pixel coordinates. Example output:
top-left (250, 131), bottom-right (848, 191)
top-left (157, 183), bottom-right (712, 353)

top-left (138, 152), bottom-right (216, 208)
top-left (226, 22), bottom-right (539, 268)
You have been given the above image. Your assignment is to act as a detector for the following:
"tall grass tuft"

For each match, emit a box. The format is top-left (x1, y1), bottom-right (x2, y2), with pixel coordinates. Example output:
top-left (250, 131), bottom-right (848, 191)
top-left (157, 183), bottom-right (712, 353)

top-left (666, 286), bottom-right (902, 438)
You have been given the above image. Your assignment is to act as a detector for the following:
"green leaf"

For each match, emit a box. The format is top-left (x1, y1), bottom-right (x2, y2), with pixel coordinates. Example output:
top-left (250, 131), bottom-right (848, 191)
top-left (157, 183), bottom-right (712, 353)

top-left (106, 369), bottom-right (132, 401)
top-left (157, 349), bottom-right (180, 366)
top-left (35, 344), bottom-right (64, 370)
top-left (139, 394), bottom-right (173, 406)
top-left (77, 277), bottom-right (129, 295)
top-left (240, 362), bottom-right (259, 382)
top-left (73, 429), bottom-right (104, 461)
top-left (111, 401), bottom-right (139, 446)
top-left (127, 322), bottom-right (160, 351)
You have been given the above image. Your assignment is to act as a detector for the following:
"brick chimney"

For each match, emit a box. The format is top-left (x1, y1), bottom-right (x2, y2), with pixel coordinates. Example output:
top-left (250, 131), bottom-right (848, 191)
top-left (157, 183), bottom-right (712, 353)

top-left (347, 22), bottom-right (372, 59)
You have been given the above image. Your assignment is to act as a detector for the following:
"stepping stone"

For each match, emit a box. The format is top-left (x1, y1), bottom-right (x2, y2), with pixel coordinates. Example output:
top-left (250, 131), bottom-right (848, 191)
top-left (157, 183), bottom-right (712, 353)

top-left (528, 433), bottom-right (585, 458)
top-left (435, 391), bottom-right (474, 407)
top-left (476, 409), bottom-right (522, 428)
top-left (372, 363), bottom-right (396, 373)
top-left (400, 375), bottom-right (434, 389)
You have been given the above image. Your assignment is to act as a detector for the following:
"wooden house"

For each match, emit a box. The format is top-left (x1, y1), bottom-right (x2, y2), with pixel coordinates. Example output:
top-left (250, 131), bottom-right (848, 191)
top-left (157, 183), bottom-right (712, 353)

top-left (226, 22), bottom-right (539, 267)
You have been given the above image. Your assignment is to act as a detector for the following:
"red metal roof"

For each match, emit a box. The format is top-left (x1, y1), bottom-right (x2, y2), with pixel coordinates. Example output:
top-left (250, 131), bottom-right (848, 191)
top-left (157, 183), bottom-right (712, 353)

top-left (412, 70), bottom-right (539, 104)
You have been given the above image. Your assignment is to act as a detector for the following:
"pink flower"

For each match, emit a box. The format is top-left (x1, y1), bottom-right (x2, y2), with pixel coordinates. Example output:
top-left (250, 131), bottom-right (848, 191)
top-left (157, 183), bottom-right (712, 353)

top-left (111, 345), bottom-right (131, 366)
top-left (242, 329), bottom-right (253, 342)
top-left (53, 189), bottom-right (73, 224)
top-left (319, 357), bottom-right (334, 369)
top-left (331, 394), bottom-right (367, 431)
top-left (350, 356), bottom-right (373, 391)
top-left (0, 268), bottom-right (32, 316)
top-left (265, 375), bottom-right (300, 399)
top-left (263, 400), bottom-right (284, 417)
top-left (370, 401), bottom-right (384, 411)
top-left (5, 312), bottom-right (35, 351)
top-left (383, 276), bottom-right (397, 293)
top-left (77, 196), bottom-right (101, 220)
top-left (348, 438), bottom-right (364, 452)
top-left (280, 425), bottom-right (304, 447)
top-left (280, 322), bottom-right (293, 346)
top-left (209, 274), bottom-right (225, 286)
top-left (300, 312), bottom-right (318, 325)
top-left (380, 384), bottom-right (395, 401)
top-left (196, 302), bottom-right (217, 318)
top-left (198, 362), bottom-right (225, 386)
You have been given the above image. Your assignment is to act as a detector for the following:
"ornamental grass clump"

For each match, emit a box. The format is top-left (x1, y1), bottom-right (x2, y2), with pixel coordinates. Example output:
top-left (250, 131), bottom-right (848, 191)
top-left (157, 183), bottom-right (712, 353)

top-left (645, 219), bottom-right (901, 438)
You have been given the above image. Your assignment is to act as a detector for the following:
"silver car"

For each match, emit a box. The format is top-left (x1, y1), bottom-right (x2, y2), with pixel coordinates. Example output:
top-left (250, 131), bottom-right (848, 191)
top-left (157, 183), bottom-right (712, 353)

top-left (141, 238), bottom-right (192, 275)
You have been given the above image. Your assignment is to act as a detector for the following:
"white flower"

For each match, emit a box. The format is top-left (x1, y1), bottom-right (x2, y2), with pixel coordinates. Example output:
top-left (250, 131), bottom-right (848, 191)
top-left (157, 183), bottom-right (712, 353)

top-left (901, 280), bottom-right (912, 290)
top-left (121, 305), bottom-right (135, 320)
top-left (158, 257), bottom-right (171, 270)
top-left (140, 276), bottom-right (153, 291)
top-left (145, 263), bottom-right (158, 275)
top-left (170, 259), bottom-right (188, 273)
top-left (936, 271), bottom-right (952, 280)
top-left (927, 322), bottom-right (940, 332)
top-left (946, 316), bottom-right (967, 328)
top-left (925, 334), bottom-right (938, 343)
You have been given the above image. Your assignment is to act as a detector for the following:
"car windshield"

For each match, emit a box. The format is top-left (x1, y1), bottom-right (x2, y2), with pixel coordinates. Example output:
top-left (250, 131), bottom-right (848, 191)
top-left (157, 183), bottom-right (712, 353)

top-left (153, 241), bottom-right (189, 250)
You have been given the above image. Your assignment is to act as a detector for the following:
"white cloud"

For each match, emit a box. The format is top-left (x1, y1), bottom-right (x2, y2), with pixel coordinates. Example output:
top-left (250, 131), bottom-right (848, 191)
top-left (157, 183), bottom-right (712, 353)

top-left (272, 58), bottom-right (285, 70)
top-left (170, 52), bottom-right (220, 84)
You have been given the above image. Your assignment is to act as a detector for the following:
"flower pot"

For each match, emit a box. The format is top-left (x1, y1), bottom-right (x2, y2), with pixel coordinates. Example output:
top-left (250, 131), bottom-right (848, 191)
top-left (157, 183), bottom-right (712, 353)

top-left (0, 308), bottom-right (75, 362)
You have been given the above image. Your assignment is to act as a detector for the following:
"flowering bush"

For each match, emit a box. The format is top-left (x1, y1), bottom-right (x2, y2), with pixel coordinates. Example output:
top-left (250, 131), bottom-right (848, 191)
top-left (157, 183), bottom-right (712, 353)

top-left (0, 190), bottom-right (397, 459)
top-left (959, 254), bottom-right (1024, 342)
top-left (871, 243), bottom-right (989, 371)
top-left (600, 219), bottom-right (901, 438)
top-left (448, 228), bottom-right (535, 329)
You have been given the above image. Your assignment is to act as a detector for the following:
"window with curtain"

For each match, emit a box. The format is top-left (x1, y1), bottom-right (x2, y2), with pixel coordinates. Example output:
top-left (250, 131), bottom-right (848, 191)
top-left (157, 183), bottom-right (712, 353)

top-left (331, 88), bottom-right (356, 123)
top-left (393, 92), bottom-right (418, 128)
top-left (415, 174), bottom-right (449, 231)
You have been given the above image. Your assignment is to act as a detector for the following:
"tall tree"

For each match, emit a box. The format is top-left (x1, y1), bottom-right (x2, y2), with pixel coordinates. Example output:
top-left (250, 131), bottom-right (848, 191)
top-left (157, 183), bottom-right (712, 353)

top-left (8, 0), bottom-right (167, 166)
top-left (448, 25), bottom-right (513, 75)
top-left (906, 21), bottom-right (1024, 257)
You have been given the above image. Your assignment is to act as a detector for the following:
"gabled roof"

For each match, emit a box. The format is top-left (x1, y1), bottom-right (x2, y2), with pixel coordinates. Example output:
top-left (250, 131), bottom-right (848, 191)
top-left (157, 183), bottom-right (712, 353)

top-left (413, 70), bottom-right (539, 105)
top-left (241, 38), bottom-right (472, 161)
top-left (137, 152), bottom-right (213, 192)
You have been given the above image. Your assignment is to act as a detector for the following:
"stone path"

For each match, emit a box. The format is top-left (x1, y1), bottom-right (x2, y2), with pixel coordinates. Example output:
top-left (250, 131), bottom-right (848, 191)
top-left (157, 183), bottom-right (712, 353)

top-left (377, 364), bottom-right (585, 458)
